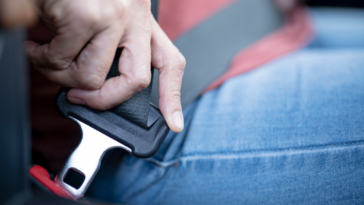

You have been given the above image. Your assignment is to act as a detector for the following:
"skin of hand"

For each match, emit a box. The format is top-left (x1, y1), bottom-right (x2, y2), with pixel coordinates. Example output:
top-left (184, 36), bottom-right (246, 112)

top-left (25, 0), bottom-right (298, 133)
top-left (26, 0), bottom-right (186, 133)
top-left (0, 0), bottom-right (37, 28)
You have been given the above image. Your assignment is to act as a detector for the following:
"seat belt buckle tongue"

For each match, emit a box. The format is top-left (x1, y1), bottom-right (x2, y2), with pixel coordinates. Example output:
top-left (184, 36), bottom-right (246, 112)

top-left (55, 117), bottom-right (131, 199)
top-left (54, 49), bottom-right (169, 200)
top-left (54, 90), bottom-right (169, 199)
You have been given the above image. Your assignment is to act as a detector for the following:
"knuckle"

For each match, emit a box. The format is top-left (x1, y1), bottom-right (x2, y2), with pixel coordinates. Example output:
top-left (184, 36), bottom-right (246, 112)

top-left (127, 70), bottom-right (151, 91)
top-left (69, 5), bottom-right (100, 28)
top-left (114, 2), bottom-right (126, 17)
top-left (77, 72), bottom-right (104, 90)
top-left (102, 3), bottom-right (125, 22)
top-left (175, 52), bottom-right (186, 71)
top-left (168, 90), bottom-right (181, 103)
top-left (156, 50), bottom-right (186, 74)
top-left (162, 50), bottom-right (186, 73)
top-left (45, 54), bottom-right (69, 70)
top-left (135, 73), bottom-right (151, 90)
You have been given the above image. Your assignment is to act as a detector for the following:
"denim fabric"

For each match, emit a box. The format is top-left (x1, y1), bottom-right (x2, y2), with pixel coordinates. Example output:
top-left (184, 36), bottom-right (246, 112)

top-left (88, 8), bottom-right (364, 204)
top-left (309, 8), bottom-right (364, 48)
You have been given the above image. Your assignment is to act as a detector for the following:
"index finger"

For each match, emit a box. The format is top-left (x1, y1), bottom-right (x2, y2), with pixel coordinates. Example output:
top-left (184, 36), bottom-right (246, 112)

top-left (150, 18), bottom-right (185, 133)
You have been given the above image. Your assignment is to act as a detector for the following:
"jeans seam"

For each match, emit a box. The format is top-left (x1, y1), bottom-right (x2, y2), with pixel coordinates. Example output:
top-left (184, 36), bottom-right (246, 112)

top-left (144, 140), bottom-right (364, 167)
top-left (182, 140), bottom-right (364, 158)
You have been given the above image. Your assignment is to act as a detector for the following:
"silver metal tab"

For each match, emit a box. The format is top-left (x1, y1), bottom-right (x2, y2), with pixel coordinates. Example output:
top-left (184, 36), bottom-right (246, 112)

top-left (55, 117), bottom-right (131, 199)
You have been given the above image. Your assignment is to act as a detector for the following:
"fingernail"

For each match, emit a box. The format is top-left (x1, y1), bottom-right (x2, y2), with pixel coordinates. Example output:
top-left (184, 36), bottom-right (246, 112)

top-left (173, 111), bottom-right (184, 130)
top-left (68, 97), bottom-right (86, 105)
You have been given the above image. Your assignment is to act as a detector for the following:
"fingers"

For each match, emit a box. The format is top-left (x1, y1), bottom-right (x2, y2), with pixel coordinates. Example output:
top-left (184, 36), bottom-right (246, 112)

top-left (26, 0), bottom-right (118, 77)
top-left (30, 26), bottom-right (122, 90)
top-left (26, 23), bottom-right (94, 71)
top-left (150, 17), bottom-right (185, 133)
top-left (29, 0), bottom-right (186, 133)
top-left (67, 17), bottom-right (152, 110)
top-left (68, 14), bottom-right (186, 133)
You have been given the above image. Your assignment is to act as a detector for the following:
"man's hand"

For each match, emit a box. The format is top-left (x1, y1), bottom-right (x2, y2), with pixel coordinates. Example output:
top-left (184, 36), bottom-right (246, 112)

top-left (26, 0), bottom-right (185, 132)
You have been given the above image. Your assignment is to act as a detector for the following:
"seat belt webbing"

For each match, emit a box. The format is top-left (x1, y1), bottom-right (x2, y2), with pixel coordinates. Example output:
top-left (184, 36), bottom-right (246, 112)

top-left (151, 0), bottom-right (284, 108)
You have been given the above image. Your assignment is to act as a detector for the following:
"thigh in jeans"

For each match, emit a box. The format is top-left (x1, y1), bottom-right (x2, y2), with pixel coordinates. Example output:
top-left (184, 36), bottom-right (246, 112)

top-left (89, 50), bottom-right (364, 205)
top-left (88, 9), bottom-right (364, 205)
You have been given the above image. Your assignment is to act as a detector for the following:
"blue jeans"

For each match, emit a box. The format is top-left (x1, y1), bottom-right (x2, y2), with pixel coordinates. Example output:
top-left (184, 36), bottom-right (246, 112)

top-left (88, 8), bottom-right (364, 204)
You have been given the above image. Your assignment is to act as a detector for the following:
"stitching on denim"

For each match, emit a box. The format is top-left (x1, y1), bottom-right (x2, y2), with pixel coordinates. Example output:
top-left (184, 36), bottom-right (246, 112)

top-left (144, 140), bottom-right (364, 167)
top-left (145, 158), bottom-right (180, 167)
top-left (182, 140), bottom-right (364, 158)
